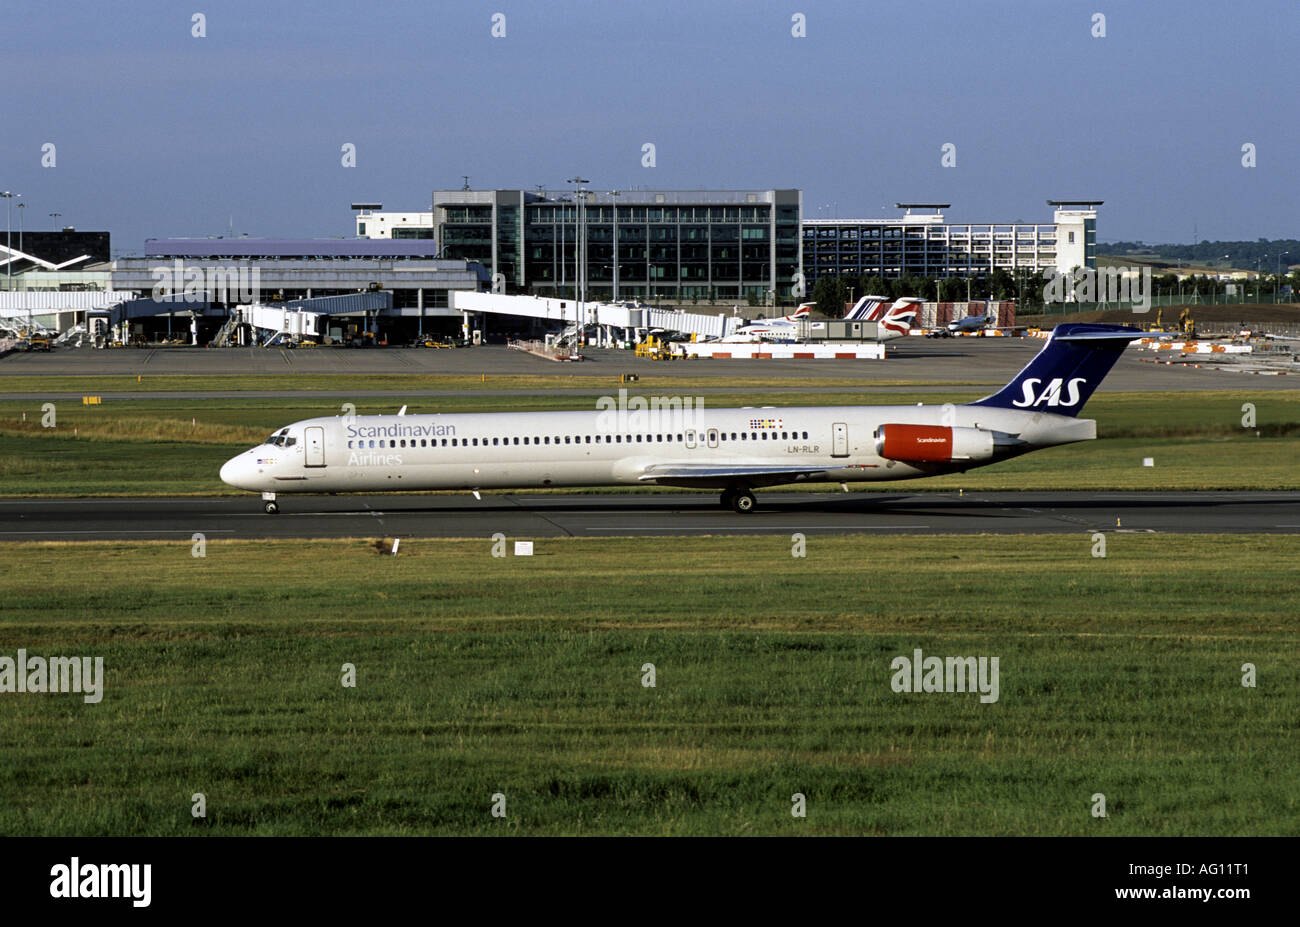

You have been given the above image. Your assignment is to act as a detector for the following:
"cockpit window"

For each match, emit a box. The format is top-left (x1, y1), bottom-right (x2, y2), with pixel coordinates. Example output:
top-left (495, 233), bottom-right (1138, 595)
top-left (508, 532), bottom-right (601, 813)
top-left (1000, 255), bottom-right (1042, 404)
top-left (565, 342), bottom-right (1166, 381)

top-left (264, 431), bottom-right (296, 448)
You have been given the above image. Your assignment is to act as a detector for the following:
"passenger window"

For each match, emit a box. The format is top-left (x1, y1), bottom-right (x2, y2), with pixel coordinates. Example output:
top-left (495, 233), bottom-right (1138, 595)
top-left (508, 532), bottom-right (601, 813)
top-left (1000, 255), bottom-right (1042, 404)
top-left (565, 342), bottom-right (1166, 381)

top-left (514, 437), bottom-right (520, 445)
top-left (493, 438), bottom-right (499, 446)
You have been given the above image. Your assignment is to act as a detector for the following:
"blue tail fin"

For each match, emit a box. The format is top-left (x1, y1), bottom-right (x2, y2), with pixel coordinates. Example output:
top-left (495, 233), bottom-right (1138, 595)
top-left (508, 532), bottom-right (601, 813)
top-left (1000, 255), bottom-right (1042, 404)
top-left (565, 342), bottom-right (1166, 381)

top-left (968, 324), bottom-right (1144, 417)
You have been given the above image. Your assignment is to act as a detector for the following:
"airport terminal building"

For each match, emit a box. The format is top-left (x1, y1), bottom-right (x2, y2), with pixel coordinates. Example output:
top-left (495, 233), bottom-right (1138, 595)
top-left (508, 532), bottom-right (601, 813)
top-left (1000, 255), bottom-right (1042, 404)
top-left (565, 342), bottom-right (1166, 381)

top-left (107, 239), bottom-right (487, 342)
top-left (800, 202), bottom-right (1097, 287)
top-left (403, 188), bottom-right (802, 304)
top-left (112, 238), bottom-right (485, 310)
top-left (358, 194), bottom-right (1097, 301)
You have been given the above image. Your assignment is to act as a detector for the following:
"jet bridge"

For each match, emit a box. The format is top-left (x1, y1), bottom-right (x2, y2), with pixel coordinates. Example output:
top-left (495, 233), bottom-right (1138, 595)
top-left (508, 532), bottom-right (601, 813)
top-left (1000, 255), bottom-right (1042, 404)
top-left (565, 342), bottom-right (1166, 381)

top-left (226, 292), bottom-right (394, 346)
top-left (451, 291), bottom-right (745, 344)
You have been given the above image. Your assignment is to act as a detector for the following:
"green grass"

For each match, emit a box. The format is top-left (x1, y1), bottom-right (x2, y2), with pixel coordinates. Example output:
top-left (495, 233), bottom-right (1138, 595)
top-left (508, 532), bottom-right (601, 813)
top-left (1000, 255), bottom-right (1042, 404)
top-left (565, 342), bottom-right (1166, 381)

top-left (1, 536), bottom-right (1296, 835)
top-left (0, 372), bottom-right (989, 394)
top-left (1, 390), bottom-right (1298, 494)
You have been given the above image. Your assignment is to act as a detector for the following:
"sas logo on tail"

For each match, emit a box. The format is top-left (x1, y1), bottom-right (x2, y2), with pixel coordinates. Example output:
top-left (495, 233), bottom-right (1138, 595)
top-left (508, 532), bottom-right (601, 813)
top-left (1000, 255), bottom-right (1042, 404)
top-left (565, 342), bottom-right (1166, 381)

top-left (1011, 377), bottom-right (1087, 408)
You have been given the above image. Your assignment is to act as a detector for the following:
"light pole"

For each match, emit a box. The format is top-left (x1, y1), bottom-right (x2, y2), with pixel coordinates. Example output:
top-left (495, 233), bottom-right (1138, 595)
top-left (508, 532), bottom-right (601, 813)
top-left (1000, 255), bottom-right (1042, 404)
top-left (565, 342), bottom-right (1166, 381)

top-left (1, 192), bottom-right (17, 292)
top-left (16, 202), bottom-right (26, 327)
top-left (1277, 252), bottom-right (1289, 303)
top-left (566, 177), bottom-right (589, 345)
top-left (608, 189), bottom-right (620, 303)
top-left (49, 212), bottom-right (61, 230)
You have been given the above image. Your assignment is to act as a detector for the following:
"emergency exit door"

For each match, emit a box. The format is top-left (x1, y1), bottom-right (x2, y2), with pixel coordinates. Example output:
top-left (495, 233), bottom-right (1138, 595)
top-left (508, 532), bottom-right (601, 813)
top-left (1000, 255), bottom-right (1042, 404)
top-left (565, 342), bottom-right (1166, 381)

top-left (831, 423), bottom-right (849, 458)
top-left (305, 426), bottom-right (326, 467)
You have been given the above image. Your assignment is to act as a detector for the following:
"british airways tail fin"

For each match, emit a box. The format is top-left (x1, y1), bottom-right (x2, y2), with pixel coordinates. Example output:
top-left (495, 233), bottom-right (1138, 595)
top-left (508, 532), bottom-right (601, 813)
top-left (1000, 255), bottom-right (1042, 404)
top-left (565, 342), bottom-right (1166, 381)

top-left (968, 324), bottom-right (1144, 417)
top-left (880, 298), bottom-right (921, 336)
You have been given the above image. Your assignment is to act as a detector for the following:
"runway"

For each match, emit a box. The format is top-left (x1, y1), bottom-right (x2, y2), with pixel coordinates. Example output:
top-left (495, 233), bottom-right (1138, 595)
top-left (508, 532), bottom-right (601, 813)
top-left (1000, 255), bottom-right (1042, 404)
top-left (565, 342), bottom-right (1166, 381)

top-left (4, 341), bottom-right (1298, 391)
top-left (2, 491), bottom-right (1298, 540)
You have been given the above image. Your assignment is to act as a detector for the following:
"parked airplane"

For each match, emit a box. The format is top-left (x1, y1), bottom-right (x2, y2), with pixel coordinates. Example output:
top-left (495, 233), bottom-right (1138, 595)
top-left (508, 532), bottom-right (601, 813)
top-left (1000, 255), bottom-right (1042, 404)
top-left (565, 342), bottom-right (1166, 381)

top-left (221, 324), bottom-right (1144, 514)
top-left (840, 295), bottom-right (921, 333)
top-left (947, 311), bottom-right (996, 334)
top-left (843, 295), bottom-right (886, 320)
top-left (722, 303), bottom-right (813, 342)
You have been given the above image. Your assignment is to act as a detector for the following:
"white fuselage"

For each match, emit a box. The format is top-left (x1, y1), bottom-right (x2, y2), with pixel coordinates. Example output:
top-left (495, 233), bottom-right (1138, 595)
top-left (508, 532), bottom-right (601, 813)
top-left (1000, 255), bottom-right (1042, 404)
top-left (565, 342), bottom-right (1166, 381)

top-left (219, 403), bottom-right (1095, 496)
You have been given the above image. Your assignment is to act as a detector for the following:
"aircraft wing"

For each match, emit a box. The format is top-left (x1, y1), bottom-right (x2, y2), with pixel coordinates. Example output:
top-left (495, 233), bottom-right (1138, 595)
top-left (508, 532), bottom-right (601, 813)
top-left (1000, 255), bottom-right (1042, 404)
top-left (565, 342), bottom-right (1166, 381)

top-left (637, 463), bottom-right (834, 486)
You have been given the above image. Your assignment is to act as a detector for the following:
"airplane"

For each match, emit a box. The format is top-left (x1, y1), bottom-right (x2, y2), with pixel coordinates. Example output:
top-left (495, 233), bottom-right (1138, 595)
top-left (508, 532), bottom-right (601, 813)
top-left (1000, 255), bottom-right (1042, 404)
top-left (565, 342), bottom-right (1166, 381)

top-left (843, 295), bottom-right (887, 320)
top-left (841, 295), bottom-right (922, 335)
top-left (724, 298), bottom-right (918, 343)
top-left (944, 311), bottom-right (996, 335)
top-left (721, 303), bottom-right (814, 342)
top-left (221, 323), bottom-right (1144, 515)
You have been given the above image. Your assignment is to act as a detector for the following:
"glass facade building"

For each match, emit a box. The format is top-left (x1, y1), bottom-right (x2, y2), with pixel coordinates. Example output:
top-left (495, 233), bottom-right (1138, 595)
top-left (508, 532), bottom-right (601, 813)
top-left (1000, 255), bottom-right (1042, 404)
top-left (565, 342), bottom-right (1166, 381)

top-left (433, 189), bottom-right (802, 302)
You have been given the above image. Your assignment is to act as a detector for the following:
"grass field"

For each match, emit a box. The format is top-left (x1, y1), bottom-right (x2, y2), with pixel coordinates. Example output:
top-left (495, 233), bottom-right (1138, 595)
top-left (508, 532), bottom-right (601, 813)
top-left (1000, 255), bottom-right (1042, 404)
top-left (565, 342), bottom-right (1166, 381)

top-left (2, 389), bottom-right (1298, 494)
top-left (0, 373), bottom-right (993, 394)
top-left (2, 536), bottom-right (1296, 836)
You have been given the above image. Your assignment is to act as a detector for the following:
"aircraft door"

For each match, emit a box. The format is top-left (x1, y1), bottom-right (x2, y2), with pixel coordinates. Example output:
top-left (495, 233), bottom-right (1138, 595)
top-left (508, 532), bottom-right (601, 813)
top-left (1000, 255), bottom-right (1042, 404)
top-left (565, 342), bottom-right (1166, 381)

top-left (305, 426), bottom-right (326, 467)
top-left (706, 428), bottom-right (719, 448)
top-left (831, 422), bottom-right (849, 458)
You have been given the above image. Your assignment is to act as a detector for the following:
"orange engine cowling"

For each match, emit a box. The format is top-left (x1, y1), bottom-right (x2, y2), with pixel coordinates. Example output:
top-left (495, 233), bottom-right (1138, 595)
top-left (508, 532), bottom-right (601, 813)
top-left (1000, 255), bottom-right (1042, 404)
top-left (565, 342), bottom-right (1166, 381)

top-left (874, 424), bottom-right (995, 463)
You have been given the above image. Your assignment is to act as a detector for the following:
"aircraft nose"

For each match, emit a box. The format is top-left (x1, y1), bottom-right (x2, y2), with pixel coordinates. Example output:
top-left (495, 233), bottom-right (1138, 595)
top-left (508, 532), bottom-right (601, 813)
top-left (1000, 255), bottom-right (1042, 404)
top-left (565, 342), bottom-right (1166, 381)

top-left (220, 451), bottom-right (255, 489)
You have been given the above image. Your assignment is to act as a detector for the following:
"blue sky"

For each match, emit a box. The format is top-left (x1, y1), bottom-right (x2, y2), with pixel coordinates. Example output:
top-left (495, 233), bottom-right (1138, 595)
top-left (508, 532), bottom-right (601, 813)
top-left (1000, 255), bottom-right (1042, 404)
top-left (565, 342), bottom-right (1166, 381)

top-left (2, 0), bottom-right (1295, 253)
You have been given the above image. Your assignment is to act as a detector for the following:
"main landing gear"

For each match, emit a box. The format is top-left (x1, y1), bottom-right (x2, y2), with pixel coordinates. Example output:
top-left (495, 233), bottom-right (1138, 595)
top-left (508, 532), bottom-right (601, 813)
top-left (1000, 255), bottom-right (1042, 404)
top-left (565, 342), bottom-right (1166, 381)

top-left (720, 487), bottom-right (757, 514)
top-left (262, 492), bottom-right (279, 515)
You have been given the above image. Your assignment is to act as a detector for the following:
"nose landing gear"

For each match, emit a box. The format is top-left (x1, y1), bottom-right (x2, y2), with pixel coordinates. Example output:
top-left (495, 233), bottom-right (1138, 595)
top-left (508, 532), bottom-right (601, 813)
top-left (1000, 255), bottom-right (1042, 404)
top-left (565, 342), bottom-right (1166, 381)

top-left (262, 492), bottom-right (279, 515)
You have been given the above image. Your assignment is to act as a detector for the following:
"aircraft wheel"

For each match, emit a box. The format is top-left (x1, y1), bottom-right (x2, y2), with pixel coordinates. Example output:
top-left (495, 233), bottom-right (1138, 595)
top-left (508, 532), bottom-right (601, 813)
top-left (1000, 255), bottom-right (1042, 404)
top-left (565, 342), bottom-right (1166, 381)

top-left (731, 490), bottom-right (756, 514)
top-left (264, 501), bottom-right (280, 515)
